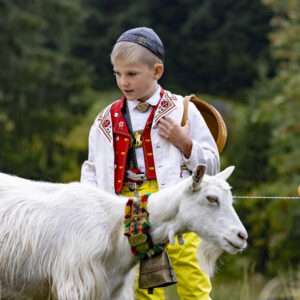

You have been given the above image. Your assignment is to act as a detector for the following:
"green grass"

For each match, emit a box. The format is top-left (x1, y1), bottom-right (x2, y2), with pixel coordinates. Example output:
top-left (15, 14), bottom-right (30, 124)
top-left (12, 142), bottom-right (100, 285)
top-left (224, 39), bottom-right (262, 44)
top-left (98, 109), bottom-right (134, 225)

top-left (163, 269), bottom-right (300, 300)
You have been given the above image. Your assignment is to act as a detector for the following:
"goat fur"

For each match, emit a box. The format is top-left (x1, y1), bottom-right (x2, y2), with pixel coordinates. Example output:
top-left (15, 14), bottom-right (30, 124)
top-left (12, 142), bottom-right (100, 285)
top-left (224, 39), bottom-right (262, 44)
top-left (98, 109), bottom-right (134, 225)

top-left (0, 165), bottom-right (247, 299)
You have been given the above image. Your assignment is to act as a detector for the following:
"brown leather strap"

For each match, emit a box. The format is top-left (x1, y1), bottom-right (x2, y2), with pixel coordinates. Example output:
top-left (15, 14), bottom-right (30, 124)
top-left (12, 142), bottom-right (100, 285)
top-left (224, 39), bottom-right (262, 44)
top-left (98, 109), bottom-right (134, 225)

top-left (181, 94), bottom-right (194, 127)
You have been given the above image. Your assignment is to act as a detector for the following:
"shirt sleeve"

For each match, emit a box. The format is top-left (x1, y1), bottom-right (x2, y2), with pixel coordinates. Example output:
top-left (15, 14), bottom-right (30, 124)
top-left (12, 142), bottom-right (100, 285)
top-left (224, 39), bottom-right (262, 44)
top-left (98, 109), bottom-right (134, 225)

top-left (80, 121), bottom-right (98, 186)
top-left (182, 102), bottom-right (220, 175)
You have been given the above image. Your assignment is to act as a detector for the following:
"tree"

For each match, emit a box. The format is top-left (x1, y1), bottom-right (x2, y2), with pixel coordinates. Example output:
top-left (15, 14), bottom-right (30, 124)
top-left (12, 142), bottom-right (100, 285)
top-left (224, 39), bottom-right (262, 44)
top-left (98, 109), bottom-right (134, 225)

top-left (0, 0), bottom-right (93, 180)
top-left (74, 0), bottom-right (273, 97)
top-left (226, 0), bottom-right (300, 275)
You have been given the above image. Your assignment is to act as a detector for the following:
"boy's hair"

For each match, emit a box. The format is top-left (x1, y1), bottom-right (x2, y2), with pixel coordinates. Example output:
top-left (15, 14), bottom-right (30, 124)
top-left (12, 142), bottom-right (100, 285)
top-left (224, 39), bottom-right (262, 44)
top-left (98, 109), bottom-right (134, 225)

top-left (111, 41), bottom-right (163, 68)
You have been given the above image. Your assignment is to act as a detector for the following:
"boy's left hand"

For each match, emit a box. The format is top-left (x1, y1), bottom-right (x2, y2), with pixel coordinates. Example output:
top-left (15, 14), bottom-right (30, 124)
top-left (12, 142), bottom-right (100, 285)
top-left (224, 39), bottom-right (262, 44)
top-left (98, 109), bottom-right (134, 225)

top-left (158, 116), bottom-right (193, 158)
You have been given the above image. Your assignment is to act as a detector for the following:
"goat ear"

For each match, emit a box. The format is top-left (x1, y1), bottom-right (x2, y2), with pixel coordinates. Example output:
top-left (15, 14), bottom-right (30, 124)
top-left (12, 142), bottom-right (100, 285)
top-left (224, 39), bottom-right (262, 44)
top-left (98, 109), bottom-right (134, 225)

top-left (192, 165), bottom-right (206, 191)
top-left (215, 166), bottom-right (235, 181)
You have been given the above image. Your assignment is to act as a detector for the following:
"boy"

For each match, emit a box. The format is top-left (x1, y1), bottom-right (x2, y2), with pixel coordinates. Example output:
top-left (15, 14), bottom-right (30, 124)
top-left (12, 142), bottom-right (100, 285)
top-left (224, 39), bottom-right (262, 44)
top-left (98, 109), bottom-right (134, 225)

top-left (81, 27), bottom-right (220, 300)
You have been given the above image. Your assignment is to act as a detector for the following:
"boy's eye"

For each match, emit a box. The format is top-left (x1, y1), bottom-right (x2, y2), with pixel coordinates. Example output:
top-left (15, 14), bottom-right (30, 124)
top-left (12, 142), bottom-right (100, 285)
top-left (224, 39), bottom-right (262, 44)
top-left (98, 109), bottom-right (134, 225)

top-left (128, 72), bottom-right (137, 76)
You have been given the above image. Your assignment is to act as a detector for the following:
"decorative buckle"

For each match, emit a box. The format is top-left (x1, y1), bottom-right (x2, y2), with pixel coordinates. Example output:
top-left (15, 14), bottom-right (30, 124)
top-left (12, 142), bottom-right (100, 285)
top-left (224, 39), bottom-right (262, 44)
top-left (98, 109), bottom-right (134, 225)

top-left (132, 130), bottom-right (143, 149)
top-left (136, 102), bottom-right (150, 112)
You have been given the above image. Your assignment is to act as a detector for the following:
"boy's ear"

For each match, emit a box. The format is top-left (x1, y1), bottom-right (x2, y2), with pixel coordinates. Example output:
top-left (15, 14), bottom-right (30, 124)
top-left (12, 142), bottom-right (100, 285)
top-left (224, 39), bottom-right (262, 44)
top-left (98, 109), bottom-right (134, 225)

top-left (153, 63), bottom-right (164, 80)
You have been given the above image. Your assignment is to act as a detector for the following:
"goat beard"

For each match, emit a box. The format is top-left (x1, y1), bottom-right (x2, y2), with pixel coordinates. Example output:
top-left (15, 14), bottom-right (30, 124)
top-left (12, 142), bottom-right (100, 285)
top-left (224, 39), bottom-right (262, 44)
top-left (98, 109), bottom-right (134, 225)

top-left (197, 239), bottom-right (223, 277)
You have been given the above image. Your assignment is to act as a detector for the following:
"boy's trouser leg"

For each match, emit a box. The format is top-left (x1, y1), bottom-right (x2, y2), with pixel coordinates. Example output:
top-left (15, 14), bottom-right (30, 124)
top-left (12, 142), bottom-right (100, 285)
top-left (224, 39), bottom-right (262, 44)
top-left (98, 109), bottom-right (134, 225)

top-left (121, 181), bottom-right (211, 300)
top-left (135, 233), bottom-right (212, 300)
top-left (167, 233), bottom-right (212, 300)
top-left (135, 283), bottom-right (165, 300)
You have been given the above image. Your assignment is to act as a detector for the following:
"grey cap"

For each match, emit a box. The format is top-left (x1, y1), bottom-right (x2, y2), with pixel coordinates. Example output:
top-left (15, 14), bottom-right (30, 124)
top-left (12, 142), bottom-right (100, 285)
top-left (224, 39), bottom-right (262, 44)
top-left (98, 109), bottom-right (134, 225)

top-left (116, 27), bottom-right (164, 62)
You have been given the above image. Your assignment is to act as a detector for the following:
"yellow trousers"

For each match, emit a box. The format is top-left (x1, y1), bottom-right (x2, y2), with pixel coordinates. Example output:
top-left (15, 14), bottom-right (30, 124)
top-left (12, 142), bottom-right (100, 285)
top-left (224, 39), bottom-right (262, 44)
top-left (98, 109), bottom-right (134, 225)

top-left (121, 181), bottom-right (212, 300)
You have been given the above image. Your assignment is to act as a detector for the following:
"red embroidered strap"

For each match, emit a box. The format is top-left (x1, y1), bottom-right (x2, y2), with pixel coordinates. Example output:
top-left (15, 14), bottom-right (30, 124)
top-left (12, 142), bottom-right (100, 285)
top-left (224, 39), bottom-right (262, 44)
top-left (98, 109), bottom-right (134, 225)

top-left (111, 98), bottom-right (130, 193)
top-left (141, 105), bottom-right (157, 180)
top-left (112, 88), bottom-right (165, 193)
top-left (142, 88), bottom-right (164, 180)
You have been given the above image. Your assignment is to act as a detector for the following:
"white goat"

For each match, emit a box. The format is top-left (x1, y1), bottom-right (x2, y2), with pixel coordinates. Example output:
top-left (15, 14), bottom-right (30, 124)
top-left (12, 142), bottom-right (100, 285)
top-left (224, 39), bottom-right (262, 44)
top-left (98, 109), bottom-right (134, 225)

top-left (0, 165), bottom-right (247, 300)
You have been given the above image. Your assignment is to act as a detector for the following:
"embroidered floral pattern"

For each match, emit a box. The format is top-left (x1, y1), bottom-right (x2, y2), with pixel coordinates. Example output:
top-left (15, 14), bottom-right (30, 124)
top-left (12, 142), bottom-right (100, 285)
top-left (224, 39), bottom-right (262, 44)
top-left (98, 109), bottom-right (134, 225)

top-left (103, 120), bottom-right (111, 127)
top-left (154, 92), bottom-right (176, 123)
top-left (161, 100), bottom-right (169, 107)
top-left (98, 107), bottom-right (112, 143)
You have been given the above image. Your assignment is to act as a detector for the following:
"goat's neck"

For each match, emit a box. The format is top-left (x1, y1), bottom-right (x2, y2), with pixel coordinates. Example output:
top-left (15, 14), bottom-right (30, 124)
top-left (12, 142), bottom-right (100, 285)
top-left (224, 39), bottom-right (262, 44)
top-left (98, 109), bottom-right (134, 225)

top-left (147, 179), bottom-right (189, 245)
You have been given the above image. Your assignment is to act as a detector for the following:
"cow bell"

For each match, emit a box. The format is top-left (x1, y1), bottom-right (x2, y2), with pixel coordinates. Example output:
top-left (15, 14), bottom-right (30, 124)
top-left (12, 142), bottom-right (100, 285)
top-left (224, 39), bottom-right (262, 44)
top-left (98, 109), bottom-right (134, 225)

top-left (139, 250), bottom-right (177, 294)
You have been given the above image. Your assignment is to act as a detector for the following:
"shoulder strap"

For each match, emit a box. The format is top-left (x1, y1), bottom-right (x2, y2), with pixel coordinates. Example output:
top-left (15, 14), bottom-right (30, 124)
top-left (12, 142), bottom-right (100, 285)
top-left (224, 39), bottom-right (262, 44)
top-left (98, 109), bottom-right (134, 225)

top-left (181, 95), bottom-right (194, 127)
top-left (181, 94), bottom-right (227, 154)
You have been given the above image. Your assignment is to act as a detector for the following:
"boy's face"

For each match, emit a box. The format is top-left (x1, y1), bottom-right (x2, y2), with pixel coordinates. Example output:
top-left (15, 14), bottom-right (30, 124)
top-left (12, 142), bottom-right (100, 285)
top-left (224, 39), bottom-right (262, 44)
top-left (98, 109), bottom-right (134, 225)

top-left (113, 58), bottom-right (162, 102)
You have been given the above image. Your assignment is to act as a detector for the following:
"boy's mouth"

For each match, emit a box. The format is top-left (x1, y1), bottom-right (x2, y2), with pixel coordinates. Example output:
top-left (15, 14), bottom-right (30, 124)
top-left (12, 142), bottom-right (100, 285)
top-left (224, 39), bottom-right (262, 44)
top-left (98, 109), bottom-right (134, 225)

top-left (123, 90), bottom-right (135, 96)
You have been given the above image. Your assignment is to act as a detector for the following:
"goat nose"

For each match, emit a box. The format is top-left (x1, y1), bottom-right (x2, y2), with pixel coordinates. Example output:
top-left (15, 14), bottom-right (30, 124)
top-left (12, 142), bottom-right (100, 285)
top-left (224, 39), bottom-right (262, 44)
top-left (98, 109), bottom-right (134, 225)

top-left (237, 231), bottom-right (248, 241)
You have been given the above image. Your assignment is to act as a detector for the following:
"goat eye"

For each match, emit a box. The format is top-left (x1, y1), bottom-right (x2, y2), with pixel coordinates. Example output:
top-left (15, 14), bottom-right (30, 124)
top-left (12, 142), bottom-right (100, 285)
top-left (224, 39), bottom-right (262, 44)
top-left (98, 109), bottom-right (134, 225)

top-left (207, 196), bottom-right (218, 204)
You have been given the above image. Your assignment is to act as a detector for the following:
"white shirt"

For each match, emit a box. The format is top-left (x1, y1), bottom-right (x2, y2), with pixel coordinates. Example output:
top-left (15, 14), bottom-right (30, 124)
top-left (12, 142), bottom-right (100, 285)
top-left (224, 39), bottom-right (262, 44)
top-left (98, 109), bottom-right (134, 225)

top-left (81, 89), bottom-right (220, 194)
top-left (127, 87), bottom-right (161, 173)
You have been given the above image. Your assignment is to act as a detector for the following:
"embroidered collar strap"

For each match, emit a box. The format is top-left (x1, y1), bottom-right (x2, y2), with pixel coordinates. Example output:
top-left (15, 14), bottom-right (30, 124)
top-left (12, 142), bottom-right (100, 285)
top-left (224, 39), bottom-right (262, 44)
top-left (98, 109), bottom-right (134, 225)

top-left (124, 193), bottom-right (165, 259)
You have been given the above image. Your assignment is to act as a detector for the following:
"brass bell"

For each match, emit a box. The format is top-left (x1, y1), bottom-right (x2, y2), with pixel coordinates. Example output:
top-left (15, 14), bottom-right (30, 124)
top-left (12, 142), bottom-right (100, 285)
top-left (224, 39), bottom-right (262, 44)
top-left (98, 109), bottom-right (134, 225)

top-left (139, 250), bottom-right (177, 294)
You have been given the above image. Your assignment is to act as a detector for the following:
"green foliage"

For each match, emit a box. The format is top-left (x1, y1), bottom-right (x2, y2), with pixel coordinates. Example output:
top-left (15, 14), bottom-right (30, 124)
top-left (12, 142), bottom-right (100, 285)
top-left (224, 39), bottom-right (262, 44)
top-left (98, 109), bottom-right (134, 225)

top-left (223, 0), bottom-right (300, 276)
top-left (74, 0), bottom-right (273, 97)
top-left (253, 0), bottom-right (300, 191)
top-left (60, 89), bottom-right (122, 182)
top-left (226, 109), bottom-right (274, 191)
top-left (211, 267), bottom-right (300, 299)
top-left (0, 0), bottom-right (93, 180)
top-left (247, 0), bottom-right (300, 275)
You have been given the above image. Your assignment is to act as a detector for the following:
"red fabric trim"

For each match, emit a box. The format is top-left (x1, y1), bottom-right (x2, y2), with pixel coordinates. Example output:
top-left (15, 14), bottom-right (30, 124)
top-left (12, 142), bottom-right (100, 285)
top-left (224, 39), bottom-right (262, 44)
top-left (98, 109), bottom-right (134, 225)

top-left (111, 88), bottom-right (165, 193)
top-left (111, 98), bottom-right (130, 193)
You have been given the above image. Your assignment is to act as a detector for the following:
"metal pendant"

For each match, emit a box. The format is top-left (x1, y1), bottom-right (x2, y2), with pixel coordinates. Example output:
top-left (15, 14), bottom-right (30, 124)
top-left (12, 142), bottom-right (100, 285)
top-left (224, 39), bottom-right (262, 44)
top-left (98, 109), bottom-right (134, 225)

top-left (136, 102), bottom-right (151, 113)
top-left (132, 130), bottom-right (143, 148)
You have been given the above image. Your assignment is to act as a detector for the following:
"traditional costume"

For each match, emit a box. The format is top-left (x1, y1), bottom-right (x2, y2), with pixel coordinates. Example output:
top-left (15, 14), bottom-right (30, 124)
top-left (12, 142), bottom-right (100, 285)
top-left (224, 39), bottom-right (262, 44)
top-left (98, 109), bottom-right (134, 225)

top-left (81, 87), bottom-right (219, 300)
top-left (81, 27), bottom-right (220, 300)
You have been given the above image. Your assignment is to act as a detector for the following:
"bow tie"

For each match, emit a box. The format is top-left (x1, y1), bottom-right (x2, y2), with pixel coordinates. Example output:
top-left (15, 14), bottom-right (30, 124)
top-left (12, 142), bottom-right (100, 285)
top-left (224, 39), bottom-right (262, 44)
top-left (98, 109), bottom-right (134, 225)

top-left (136, 102), bottom-right (151, 113)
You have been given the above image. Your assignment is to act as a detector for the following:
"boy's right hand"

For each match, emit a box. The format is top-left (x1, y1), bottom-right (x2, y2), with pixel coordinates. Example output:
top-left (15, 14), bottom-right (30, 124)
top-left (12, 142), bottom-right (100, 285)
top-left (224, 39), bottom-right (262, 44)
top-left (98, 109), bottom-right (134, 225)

top-left (158, 116), bottom-right (193, 158)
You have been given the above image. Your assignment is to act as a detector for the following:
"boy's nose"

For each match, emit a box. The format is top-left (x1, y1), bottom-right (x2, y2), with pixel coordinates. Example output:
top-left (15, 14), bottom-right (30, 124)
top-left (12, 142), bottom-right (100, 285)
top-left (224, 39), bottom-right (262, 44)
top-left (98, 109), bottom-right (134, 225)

top-left (120, 77), bottom-right (129, 87)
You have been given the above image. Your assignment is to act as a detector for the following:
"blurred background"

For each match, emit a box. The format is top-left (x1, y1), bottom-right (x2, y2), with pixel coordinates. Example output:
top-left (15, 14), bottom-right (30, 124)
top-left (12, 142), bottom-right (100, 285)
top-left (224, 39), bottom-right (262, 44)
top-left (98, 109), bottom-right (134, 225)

top-left (0, 0), bottom-right (299, 299)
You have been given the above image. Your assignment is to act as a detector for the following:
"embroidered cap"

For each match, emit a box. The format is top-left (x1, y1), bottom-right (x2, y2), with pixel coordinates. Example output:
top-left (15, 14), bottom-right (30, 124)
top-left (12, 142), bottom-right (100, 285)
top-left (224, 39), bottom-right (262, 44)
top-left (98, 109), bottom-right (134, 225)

top-left (116, 27), bottom-right (164, 62)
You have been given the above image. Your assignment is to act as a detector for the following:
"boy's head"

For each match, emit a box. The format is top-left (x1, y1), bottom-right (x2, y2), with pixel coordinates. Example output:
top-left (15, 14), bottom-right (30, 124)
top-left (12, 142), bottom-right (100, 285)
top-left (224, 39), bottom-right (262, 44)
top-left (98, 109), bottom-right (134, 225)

top-left (111, 28), bottom-right (165, 102)
top-left (111, 27), bottom-right (164, 67)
